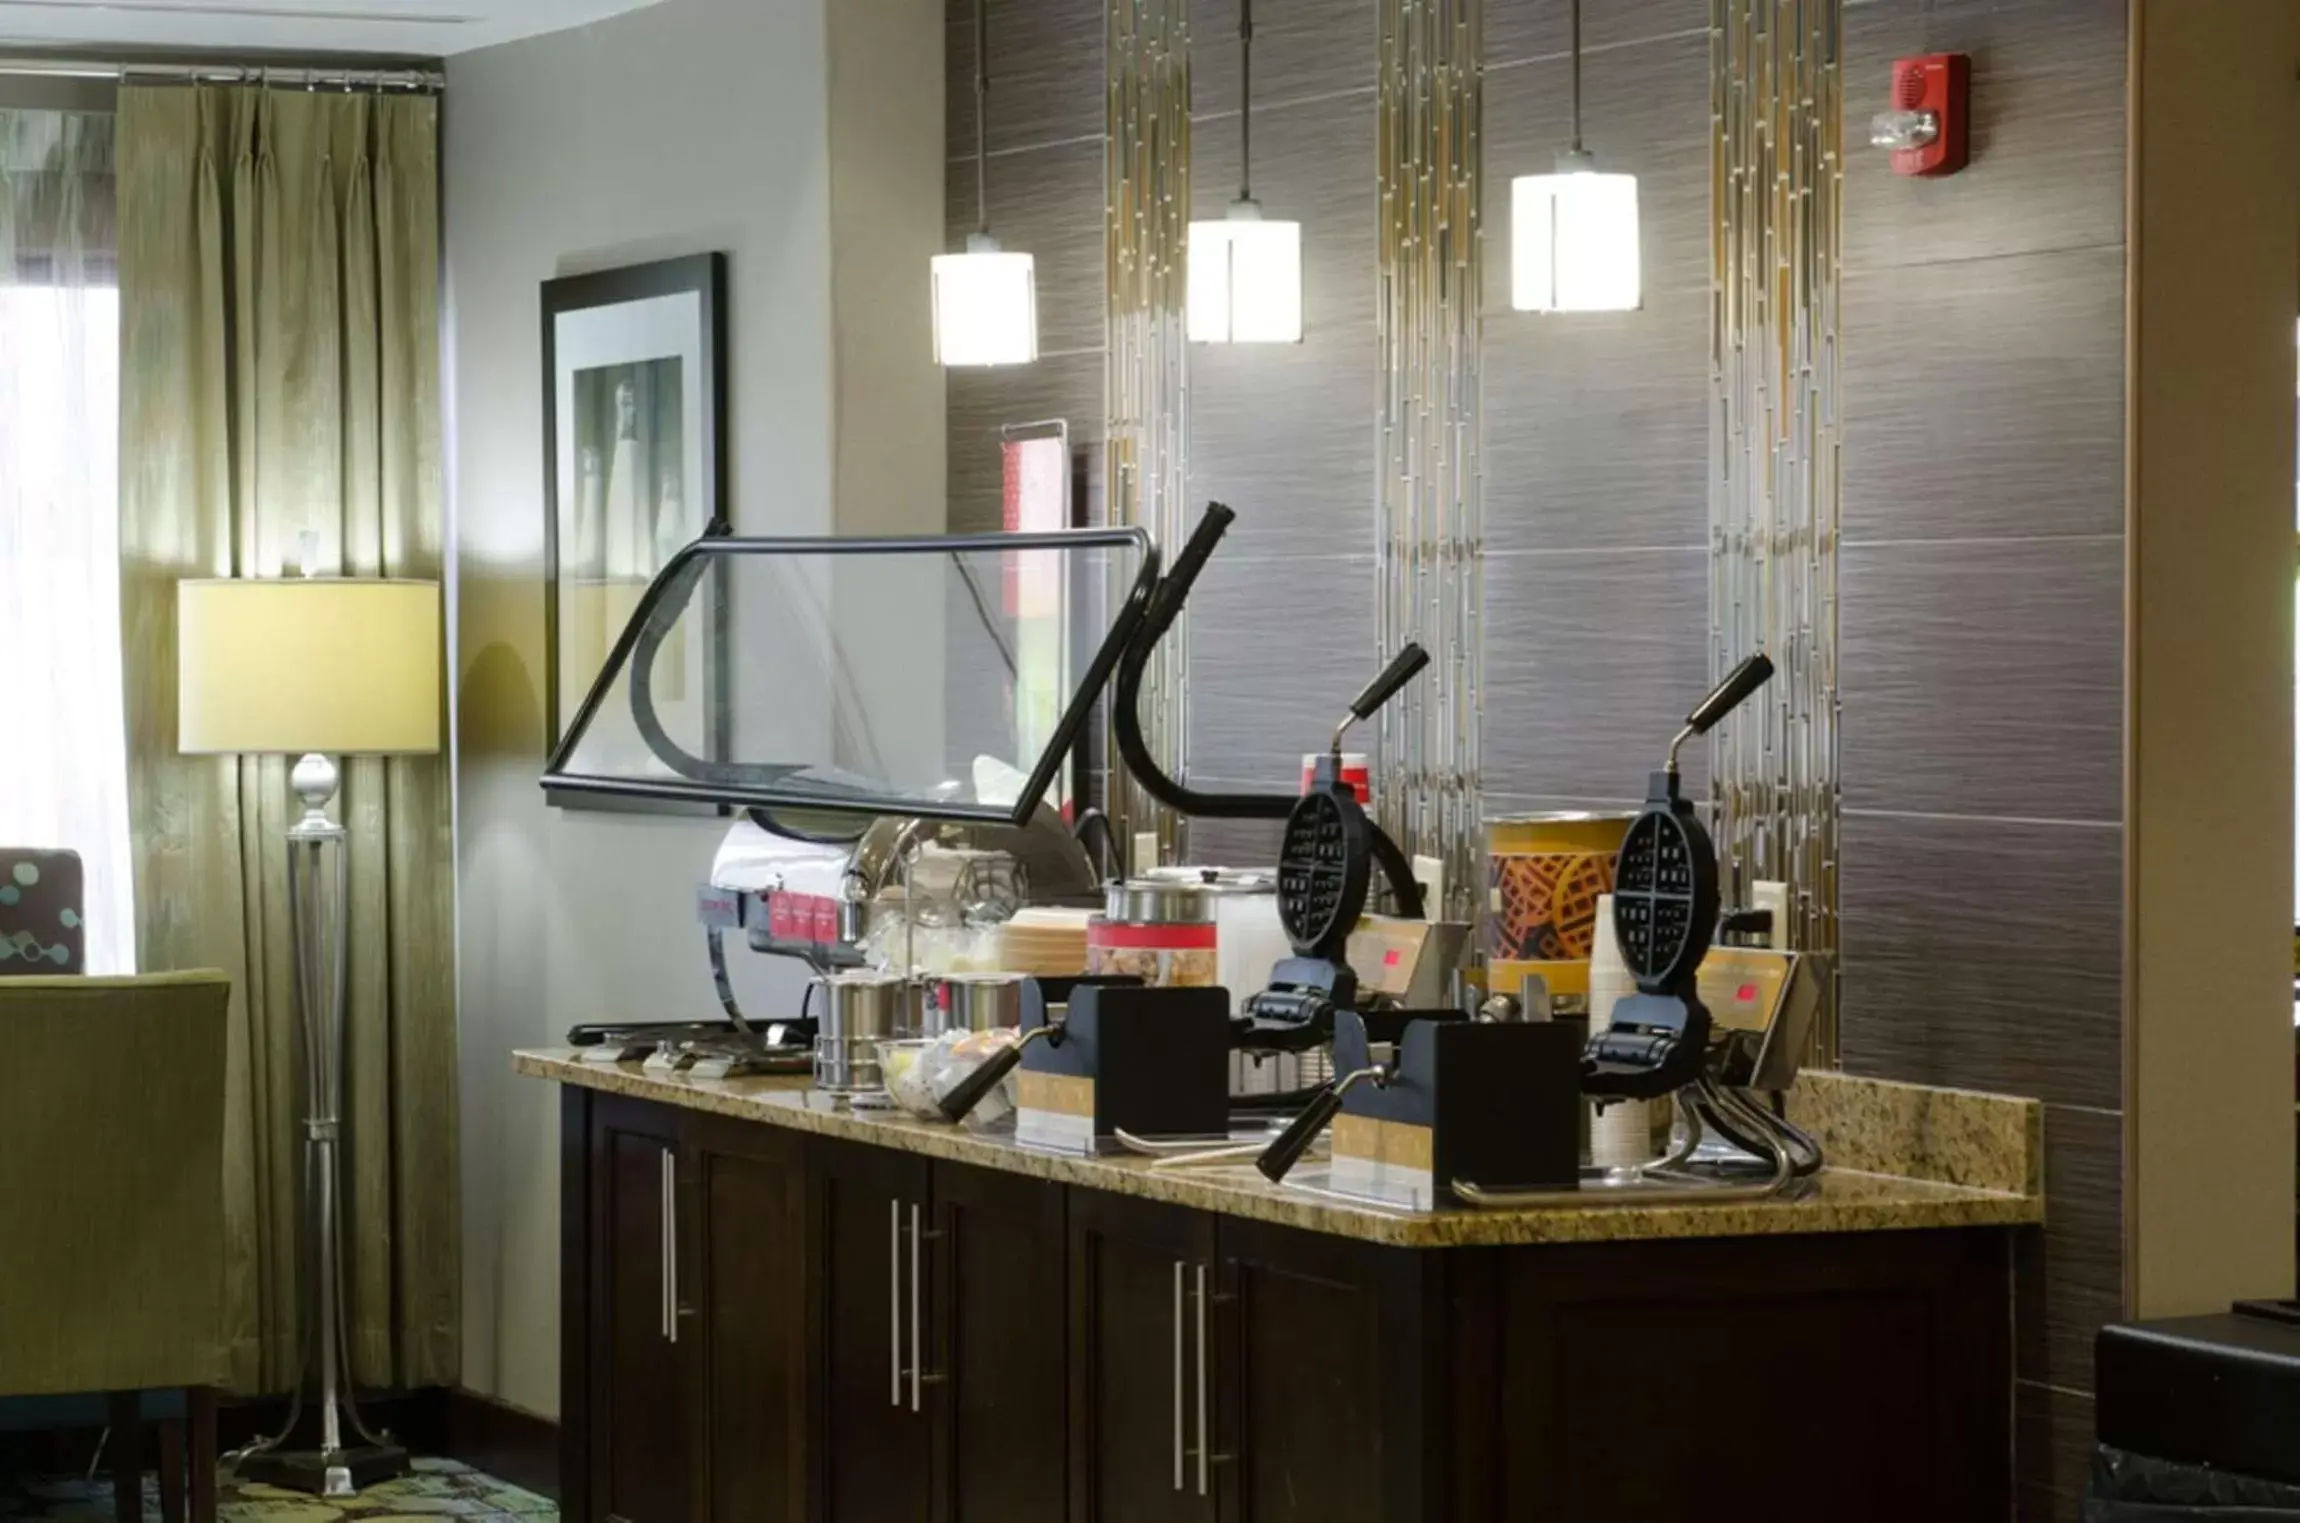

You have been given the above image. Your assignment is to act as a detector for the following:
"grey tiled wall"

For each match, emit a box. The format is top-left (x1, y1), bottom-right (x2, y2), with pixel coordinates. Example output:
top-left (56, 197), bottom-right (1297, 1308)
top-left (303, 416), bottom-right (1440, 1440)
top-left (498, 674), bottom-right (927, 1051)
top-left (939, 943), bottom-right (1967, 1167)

top-left (1838, 3), bottom-right (2127, 1519)
top-left (947, 5), bottom-right (2128, 1515)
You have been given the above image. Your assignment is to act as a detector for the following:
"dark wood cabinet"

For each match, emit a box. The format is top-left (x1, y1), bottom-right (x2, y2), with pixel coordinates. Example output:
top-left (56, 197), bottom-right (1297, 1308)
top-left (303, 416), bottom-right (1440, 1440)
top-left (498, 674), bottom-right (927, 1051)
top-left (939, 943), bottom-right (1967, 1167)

top-left (1066, 1190), bottom-right (1219, 1523)
top-left (1212, 1221), bottom-right (1389, 1523)
top-left (562, 1086), bottom-right (2015, 1523)
top-left (929, 1161), bottom-right (1068, 1523)
top-left (683, 1112), bottom-right (807, 1523)
top-left (579, 1095), bottom-right (688, 1523)
top-left (809, 1136), bottom-right (933, 1523)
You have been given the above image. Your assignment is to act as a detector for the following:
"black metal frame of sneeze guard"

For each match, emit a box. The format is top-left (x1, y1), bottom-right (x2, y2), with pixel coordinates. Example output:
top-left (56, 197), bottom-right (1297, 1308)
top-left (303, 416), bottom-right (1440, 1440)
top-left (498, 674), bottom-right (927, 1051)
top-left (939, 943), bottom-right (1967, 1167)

top-left (539, 527), bottom-right (1161, 826)
top-left (1112, 502), bottom-right (1425, 916)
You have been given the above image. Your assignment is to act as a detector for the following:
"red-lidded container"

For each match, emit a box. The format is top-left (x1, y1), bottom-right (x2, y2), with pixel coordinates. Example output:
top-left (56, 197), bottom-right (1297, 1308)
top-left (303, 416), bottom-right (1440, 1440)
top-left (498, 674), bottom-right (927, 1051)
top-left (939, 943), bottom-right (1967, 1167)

top-left (1086, 881), bottom-right (1218, 988)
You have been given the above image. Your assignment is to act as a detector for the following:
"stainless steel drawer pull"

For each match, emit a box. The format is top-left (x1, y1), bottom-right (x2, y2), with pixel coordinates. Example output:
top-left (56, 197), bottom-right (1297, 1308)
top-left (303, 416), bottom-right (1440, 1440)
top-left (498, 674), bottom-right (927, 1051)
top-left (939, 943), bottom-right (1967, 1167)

top-left (909, 1202), bottom-right (923, 1413)
top-left (659, 1148), bottom-right (678, 1344)
top-left (1195, 1262), bottom-right (1208, 1496)
top-left (1172, 1259), bottom-right (1185, 1491)
top-left (889, 1199), bottom-right (902, 1408)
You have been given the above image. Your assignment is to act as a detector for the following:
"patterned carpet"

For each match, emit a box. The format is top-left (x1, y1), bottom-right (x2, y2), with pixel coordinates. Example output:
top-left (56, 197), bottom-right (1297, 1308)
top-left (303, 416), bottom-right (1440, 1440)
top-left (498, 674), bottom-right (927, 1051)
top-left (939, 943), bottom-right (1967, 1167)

top-left (0, 1458), bottom-right (554, 1523)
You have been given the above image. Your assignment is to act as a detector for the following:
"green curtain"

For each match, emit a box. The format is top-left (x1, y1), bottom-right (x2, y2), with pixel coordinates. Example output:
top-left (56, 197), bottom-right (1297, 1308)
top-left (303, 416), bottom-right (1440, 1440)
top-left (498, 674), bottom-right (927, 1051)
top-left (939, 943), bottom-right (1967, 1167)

top-left (116, 85), bottom-right (457, 1394)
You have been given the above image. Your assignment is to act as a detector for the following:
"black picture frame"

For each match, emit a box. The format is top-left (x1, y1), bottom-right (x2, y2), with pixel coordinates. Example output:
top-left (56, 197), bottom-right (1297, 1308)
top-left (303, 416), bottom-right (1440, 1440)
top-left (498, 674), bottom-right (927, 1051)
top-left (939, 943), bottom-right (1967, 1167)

top-left (540, 252), bottom-right (729, 812)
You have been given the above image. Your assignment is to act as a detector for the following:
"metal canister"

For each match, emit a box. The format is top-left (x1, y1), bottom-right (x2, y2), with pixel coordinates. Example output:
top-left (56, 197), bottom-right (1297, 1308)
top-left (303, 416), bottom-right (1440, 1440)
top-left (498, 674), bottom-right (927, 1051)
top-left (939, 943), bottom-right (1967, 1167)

top-left (929, 972), bottom-right (1026, 1036)
top-left (814, 971), bottom-right (913, 1096)
top-left (1086, 879), bottom-right (1218, 988)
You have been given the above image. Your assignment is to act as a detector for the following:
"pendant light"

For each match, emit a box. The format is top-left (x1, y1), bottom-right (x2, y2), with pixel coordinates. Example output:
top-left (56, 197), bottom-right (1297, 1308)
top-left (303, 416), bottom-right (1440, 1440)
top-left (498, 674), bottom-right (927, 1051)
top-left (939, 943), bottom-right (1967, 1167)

top-left (933, 0), bottom-right (1038, 366)
top-left (1187, 0), bottom-right (1303, 344)
top-left (1510, 0), bottom-right (1641, 313)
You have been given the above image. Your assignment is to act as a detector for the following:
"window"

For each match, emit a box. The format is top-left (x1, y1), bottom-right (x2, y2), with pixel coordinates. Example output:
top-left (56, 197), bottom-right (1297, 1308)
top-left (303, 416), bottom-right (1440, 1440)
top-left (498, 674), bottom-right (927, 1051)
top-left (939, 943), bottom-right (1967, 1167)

top-left (0, 108), bottom-right (131, 973)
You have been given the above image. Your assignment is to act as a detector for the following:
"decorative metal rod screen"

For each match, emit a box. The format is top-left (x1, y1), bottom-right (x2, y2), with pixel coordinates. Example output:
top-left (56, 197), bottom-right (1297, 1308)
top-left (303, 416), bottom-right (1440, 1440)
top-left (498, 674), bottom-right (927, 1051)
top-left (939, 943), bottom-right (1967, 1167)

top-left (1375, 0), bottom-right (1483, 923)
top-left (1106, 0), bottom-right (1193, 864)
top-left (1709, 0), bottom-right (1843, 1059)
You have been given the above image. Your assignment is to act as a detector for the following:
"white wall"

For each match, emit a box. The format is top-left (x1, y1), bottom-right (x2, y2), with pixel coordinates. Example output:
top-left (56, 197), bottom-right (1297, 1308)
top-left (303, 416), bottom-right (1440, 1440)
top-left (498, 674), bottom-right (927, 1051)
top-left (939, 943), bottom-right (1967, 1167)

top-left (446, 0), bottom-right (942, 1416)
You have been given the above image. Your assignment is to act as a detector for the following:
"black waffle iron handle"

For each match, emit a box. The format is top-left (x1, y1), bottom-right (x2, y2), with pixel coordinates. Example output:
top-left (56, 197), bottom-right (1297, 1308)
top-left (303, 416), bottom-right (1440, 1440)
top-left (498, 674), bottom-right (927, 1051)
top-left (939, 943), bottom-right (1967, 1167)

top-left (1666, 653), bottom-right (1775, 775)
top-left (1333, 642), bottom-right (1431, 751)
top-left (1255, 1063), bottom-right (1391, 1182)
top-left (936, 1025), bottom-right (1056, 1123)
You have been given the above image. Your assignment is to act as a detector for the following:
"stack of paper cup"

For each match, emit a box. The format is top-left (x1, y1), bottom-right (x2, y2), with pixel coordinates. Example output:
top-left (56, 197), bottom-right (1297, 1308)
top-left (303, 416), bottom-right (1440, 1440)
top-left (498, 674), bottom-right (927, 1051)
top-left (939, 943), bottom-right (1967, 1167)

top-left (1586, 892), bottom-right (1668, 1168)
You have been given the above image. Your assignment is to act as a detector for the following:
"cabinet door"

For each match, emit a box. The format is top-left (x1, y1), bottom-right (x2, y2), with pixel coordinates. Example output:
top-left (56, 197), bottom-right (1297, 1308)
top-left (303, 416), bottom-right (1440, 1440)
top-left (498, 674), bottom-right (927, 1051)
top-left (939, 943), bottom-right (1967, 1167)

top-left (586, 1095), bottom-right (689, 1523)
top-left (1212, 1221), bottom-right (1390, 1523)
top-left (1067, 1190), bottom-right (1218, 1523)
top-left (811, 1135), bottom-right (934, 1523)
top-left (682, 1111), bottom-right (808, 1523)
top-left (928, 1161), bottom-right (1066, 1523)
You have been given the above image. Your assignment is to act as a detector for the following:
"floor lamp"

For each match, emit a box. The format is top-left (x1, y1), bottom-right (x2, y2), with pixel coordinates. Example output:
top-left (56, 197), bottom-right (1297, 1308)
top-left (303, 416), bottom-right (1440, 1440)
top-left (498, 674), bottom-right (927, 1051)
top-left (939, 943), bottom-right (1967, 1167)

top-left (176, 575), bottom-right (442, 1496)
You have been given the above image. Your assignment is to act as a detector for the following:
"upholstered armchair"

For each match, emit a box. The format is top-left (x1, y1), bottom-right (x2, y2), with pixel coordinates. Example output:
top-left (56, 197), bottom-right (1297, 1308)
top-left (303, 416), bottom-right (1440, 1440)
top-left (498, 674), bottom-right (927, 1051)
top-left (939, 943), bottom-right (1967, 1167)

top-left (0, 971), bottom-right (231, 1523)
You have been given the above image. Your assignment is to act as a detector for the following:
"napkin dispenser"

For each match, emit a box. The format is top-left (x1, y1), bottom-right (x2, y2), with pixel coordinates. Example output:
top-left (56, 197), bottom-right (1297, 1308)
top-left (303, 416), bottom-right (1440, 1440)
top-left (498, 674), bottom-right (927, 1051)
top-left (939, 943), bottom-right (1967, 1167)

top-left (1012, 977), bottom-right (1234, 1154)
top-left (1323, 1009), bottom-right (1582, 1210)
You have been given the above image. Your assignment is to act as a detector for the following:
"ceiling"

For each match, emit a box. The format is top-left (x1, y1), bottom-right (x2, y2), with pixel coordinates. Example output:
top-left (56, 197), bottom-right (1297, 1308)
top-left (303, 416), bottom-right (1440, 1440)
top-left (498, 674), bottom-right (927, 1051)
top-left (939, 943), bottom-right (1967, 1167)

top-left (0, 0), bottom-right (667, 58)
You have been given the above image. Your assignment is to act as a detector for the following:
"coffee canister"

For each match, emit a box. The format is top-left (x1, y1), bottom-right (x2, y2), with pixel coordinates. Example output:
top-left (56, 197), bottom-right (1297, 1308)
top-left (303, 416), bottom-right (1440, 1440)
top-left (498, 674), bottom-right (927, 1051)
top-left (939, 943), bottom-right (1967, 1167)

top-left (1086, 880), bottom-right (1218, 988)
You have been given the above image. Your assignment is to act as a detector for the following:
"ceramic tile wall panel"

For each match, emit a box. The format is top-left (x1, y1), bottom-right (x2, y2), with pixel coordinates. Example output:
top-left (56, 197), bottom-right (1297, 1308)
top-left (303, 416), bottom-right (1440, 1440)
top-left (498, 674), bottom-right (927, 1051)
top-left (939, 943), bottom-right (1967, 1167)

top-left (2016, 1104), bottom-right (2122, 1393)
top-left (945, 135), bottom-right (1110, 358)
top-left (1187, 336), bottom-right (1377, 557)
top-left (1833, 5), bottom-right (2128, 1502)
top-left (948, 349), bottom-right (1108, 532)
top-left (1837, 810), bottom-right (2121, 1112)
top-left (2015, 1380), bottom-right (2097, 1523)
top-left (1186, 551), bottom-right (1376, 786)
top-left (1842, 0), bottom-right (2126, 272)
top-left (1841, 247), bottom-right (2125, 545)
top-left (1483, 288), bottom-right (1709, 555)
top-left (1482, 548), bottom-right (1713, 802)
top-left (1486, 0), bottom-right (1710, 66)
top-left (947, 0), bottom-right (1111, 157)
top-left (1481, 29), bottom-right (1712, 312)
top-left (1839, 536), bottom-right (2124, 822)
top-left (1192, 0), bottom-right (1377, 112)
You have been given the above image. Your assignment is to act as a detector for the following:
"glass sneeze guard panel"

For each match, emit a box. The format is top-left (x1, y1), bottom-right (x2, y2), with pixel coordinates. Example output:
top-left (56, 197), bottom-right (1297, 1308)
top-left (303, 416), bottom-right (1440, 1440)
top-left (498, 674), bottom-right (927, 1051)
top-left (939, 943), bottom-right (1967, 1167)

top-left (542, 528), bottom-right (1157, 825)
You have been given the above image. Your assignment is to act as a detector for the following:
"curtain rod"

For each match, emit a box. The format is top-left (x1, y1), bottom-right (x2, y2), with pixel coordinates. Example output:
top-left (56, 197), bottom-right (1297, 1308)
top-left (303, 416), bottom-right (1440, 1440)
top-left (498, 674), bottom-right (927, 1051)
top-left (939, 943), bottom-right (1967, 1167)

top-left (0, 57), bottom-right (443, 93)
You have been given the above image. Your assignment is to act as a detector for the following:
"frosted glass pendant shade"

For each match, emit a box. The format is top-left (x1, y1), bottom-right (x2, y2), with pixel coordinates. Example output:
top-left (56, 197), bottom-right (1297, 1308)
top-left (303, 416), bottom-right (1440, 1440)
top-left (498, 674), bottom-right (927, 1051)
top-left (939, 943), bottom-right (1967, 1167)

top-left (1510, 169), bottom-right (1641, 313)
top-left (932, 234), bottom-right (1038, 366)
top-left (1187, 203), bottom-right (1302, 343)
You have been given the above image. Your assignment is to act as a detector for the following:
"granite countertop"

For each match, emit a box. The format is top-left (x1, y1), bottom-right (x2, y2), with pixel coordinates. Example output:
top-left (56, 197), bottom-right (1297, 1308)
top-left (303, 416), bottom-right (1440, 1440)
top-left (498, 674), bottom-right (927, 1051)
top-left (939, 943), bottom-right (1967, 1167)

top-left (517, 1048), bottom-right (2044, 1248)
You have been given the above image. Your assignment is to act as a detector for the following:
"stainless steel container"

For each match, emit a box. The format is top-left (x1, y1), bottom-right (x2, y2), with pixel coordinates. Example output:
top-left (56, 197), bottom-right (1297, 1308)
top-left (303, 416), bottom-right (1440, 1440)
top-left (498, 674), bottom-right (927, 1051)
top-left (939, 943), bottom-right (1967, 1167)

top-left (929, 972), bottom-right (1026, 1036)
top-left (814, 972), bottom-right (914, 1097)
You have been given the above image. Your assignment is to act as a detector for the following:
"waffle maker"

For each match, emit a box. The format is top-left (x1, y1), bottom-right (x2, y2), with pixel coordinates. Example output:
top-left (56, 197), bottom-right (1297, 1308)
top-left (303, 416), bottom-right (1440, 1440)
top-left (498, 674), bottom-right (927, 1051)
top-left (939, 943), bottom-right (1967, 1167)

top-left (1582, 652), bottom-right (1776, 1101)
top-left (1237, 643), bottom-right (1435, 1052)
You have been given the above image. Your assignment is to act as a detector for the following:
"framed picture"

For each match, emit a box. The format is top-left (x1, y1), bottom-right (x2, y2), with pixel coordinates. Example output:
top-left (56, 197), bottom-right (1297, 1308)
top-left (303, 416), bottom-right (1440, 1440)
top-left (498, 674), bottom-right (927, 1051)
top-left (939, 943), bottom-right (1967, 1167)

top-left (541, 252), bottom-right (729, 809)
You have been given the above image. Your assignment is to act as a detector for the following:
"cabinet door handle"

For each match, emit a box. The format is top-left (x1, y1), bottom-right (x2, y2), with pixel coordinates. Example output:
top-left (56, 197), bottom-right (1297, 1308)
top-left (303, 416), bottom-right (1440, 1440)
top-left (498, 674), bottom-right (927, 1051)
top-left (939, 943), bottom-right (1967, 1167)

top-left (1195, 1262), bottom-right (1209, 1497)
top-left (909, 1202), bottom-right (923, 1412)
top-left (1172, 1259), bottom-right (1185, 1492)
top-left (660, 1148), bottom-right (678, 1345)
top-left (889, 1198), bottom-right (903, 1408)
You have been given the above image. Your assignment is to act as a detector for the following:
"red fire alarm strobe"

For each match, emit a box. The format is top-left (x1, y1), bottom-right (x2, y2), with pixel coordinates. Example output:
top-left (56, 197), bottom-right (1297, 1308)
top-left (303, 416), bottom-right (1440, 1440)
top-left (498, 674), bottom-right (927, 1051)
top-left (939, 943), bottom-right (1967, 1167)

top-left (1871, 52), bottom-right (1971, 176)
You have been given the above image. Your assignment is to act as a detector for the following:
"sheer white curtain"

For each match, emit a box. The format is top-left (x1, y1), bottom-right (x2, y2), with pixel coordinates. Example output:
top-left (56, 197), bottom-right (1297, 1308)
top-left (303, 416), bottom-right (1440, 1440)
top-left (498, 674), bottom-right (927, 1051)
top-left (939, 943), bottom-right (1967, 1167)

top-left (0, 109), bottom-right (131, 973)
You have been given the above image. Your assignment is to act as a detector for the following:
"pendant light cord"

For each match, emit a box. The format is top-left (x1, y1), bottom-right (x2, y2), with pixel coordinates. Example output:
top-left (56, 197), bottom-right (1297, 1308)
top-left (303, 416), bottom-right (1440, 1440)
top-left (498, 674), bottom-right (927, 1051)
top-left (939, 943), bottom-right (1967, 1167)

top-left (1568, 0), bottom-right (1583, 153)
top-left (974, 0), bottom-right (991, 236)
top-left (1238, 0), bottom-right (1254, 202)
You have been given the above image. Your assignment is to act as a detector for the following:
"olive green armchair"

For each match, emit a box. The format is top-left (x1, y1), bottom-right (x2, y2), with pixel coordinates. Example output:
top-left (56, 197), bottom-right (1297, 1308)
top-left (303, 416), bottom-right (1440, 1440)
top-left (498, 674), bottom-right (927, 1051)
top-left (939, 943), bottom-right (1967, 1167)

top-left (0, 971), bottom-right (231, 1523)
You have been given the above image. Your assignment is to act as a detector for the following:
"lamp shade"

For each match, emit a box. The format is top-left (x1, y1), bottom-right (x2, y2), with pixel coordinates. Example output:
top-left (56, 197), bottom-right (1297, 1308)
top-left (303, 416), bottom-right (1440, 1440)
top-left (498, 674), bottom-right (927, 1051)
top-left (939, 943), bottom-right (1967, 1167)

top-left (1510, 169), bottom-right (1641, 313)
top-left (1188, 206), bottom-right (1303, 343)
top-left (932, 234), bottom-right (1038, 367)
top-left (177, 578), bottom-right (441, 756)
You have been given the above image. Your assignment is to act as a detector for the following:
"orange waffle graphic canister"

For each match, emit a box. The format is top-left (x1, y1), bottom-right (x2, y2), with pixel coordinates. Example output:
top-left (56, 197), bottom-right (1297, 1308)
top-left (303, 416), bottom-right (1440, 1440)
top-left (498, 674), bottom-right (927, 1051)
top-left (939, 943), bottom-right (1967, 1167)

top-left (1486, 813), bottom-right (1633, 996)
